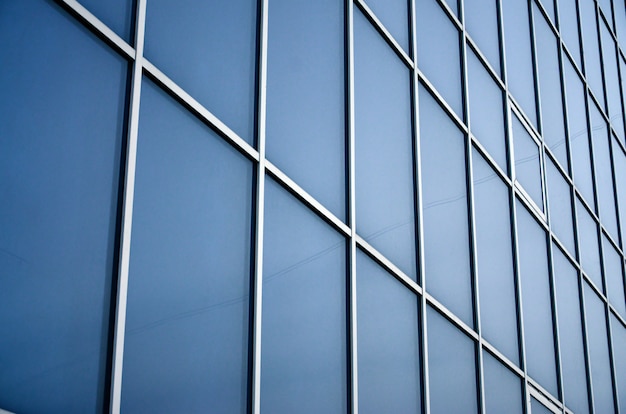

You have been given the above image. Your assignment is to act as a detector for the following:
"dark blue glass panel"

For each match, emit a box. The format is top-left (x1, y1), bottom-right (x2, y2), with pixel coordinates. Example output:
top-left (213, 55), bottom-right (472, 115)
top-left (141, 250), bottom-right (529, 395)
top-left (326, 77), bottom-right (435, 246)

top-left (363, 0), bottom-right (409, 52)
top-left (416, 0), bottom-right (463, 117)
top-left (78, 0), bottom-right (134, 43)
top-left (472, 149), bottom-right (519, 365)
top-left (261, 179), bottom-right (346, 413)
top-left (482, 351), bottom-right (523, 414)
top-left (565, 60), bottom-right (595, 204)
top-left (590, 104), bottom-right (619, 239)
top-left (579, 0), bottom-right (604, 104)
top-left (266, 0), bottom-right (345, 220)
top-left (357, 251), bottom-right (421, 414)
top-left (613, 141), bottom-right (626, 249)
top-left (355, 8), bottom-right (416, 278)
top-left (427, 307), bottom-right (478, 414)
top-left (144, 0), bottom-right (256, 143)
top-left (468, 49), bottom-right (507, 171)
top-left (559, 0), bottom-right (582, 68)
top-left (512, 114), bottom-right (543, 209)
top-left (502, 0), bottom-right (537, 127)
top-left (465, 0), bottom-right (500, 75)
top-left (420, 86), bottom-right (473, 326)
top-left (611, 315), bottom-right (626, 413)
top-left (546, 158), bottom-right (575, 254)
top-left (553, 243), bottom-right (589, 414)
top-left (576, 199), bottom-right (603, 289)
top-left (534, 4), bottom-right (568, 169)
top-left (0, 1), bottom-right (128, 412)
top-left (602, 235), bottom-right (626, 318)
top-left (584, 284), bottom-right (616, 414)
top-left (122, 80), bottom-right (252, 413)
top-left (516, 201), bottom-right (558, 396)
top-left (600, 23), bottom-right (625, 141)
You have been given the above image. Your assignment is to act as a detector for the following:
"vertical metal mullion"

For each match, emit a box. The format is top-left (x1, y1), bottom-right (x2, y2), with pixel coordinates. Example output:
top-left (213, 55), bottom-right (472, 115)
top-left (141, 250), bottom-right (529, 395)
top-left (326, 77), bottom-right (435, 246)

top-left (251, 0), bottom-right (269, 413)
top-left (109, 0), bottom-right (147, 412)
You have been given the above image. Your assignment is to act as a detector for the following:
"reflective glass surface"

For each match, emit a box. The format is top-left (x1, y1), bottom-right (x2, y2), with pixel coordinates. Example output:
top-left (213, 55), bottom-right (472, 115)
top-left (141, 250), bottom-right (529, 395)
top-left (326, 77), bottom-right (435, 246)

top-left (78, 0), bottom-right (135, 43)
top-left (357, 251), bottom-right (421, 414)
top-left (611, 315), bottom-right (626, 412)
top-left (122, 80), bottom-right (252, 413)
top-left (482, 351), bottom-right (523, 414)
top-left (427, 307), bottom-right (478, 414)
top-left (465, 0), bottom-right (500, 75)
top-left (576, 199), bottom-right (603, 289)
top-left (600, 22), bottom-right (625, 141)
top-left (546, 158), bottom-right (575, 254)
top-left (420, 86), bottom-right (473, 325)
top-left (362, 0), bottom-right (409, 52)
top-left (579, 0), bottom-right (604, 104)
top-left (144, 0), bottom-right (257, 143)
top-left (261, 179), bottom-right (346, 413)
top-left (531, 398), bottom-right (554, 414)
top-left (355, 8), bottom-right (416, 278)
top-left (266, 0), bottom-right (345, 220)
top-left (468, 48), bottom-right (507, 171)
top-left (516, 201), bottom-right (558, 396)
top-left (617, 5), bottom-right (626, 48)
top-left (0, 1), bottom-right (127, 412)
top-left (559, 0), bottom-right (582, 67)
top-left (416, 0), bottom-right (463, 117)
top-left (613, 141), bottom-right (626, 249)
top-left (602, 235), bottom-right (626, 318)
top-left (472, 149), bottom-right (519, 364)
top-left (512, 114), bottom-right (543, 209)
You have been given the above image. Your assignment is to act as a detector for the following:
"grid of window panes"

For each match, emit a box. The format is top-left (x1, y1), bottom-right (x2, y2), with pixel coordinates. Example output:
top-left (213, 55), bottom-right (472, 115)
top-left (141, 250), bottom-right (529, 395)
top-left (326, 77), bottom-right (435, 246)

top-left (3, 0), bottom-right (626, 413)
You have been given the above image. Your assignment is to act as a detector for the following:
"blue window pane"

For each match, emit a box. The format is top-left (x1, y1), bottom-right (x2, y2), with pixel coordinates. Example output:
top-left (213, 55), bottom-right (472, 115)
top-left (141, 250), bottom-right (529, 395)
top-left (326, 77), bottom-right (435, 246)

top-left (611, 315), bottom-right (626, 412)
top-left (621, 58), bottom-right (626, 148)
top-left (534, 4), bottom-right (568, 169)
top-left (427, 307), bottom-right (478, 414)
top-left (613, 141), bottom-right (626, 249)
top-left (512, 114), bottom-right (544, 209)
top-left (357, 251), bottom-right (421, 414)
top-left (565, 60), bottom-right (595, 204)
top-left (266, 0), bottom-right (345, 220)
top-left (576, 199), bottom-right (603, 289)
top-left (416, 0), bottom-right (463, 117)
top-left (617, 5), bottom-right (626, 54)
top-left (540, 0), bottom-right (555, 22)
top-left (362, 0), bottom-right (409, 52)
top-left (590, 104), bottom-right (619, 239)
top-left (546, 158), bottom-right (575, 254)
top-left (516, 201), bottom-right (558, 396)
top-left (531, 398), bottom-right (554, 414)
top-left (472, 149), bottom-right (519, 365)
top-left (0, 1), bottom-right (128, 412)
top-left (420, 86), bottom-right (473, 326)
top-left (78, 0), bottom-right (134, 43)
top-left (465, 0), bottom-right (500, 75)
top-left (579, 0), bottom-right (604, 104)
top-left (602, 235), bottom-right (626, 318)
top-left (355, 8), bottom-right (416, 278)
top-left (559, 0), bottom-right (582, 68)
top-left (121, 80), bottom-right (252, 413)
top-left (261, 179), bottom-right (346, 413)
top-left (584, 284), bottom-right (616, 414)
top-left (597, 0), bottom-right (613, 37)
top-left (144, 0), bottom-right (257, 143)
top-left (482, 351), bottom-right (523, 414)
top-left (553, 243), bottom-right (589, 414)
top-left (503, 0), bottom-right (537, 127)
top-left (468, 49), bottom-right (507, 171)
top-left (600, 23), bottom-right (625, 141)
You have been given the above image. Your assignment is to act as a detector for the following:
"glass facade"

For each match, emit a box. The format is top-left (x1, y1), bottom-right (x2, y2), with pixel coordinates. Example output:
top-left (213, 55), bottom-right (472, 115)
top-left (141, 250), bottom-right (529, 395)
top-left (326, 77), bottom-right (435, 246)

top-left (2, 0), bottom-right (626, 413)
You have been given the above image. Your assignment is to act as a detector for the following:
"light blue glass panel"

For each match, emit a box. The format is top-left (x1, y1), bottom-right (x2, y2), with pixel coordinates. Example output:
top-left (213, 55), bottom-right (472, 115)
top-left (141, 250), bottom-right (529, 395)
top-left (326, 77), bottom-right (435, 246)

top-left (513, 114), bottom-right (543, 209)
top-left (559, 0), bottom-right (582, 68)
top-left (540, 0), bottom-right (555, 22)
top-left (363, 0), bottom-right (409, 52)
top-left (357, 251), bottom-right (421, 414)
top-left (0, 2), bottom-right (127, 412)
top-left (266, 0), bottom-right (345, 220)
top-left (354, 8), bottom-right (416, 278)
top-left (577, 199), bottom-right (603, 289)
top-left (122, 80), bottom-right (252, 413)
top-left (261, 179), bottom-right (346, 413)
top-left (534, 3), bottom-right (568, 169)
top-left (580, 0), bottom-right (604, 104)
top-left (598, 0), bottom-right (613, 30)
top-left (590, 104), bottom-right (619, 238)
top-left (602, 235), bottom-right (626, 318)
top-left (613, 141), bottom-right (626, 249)
top-left (546, 158), bottom-right (575, 254)
top-left (473, 149), bottom-right (519, 364)
top-left (553, 243), bottom-right (589, 414)
top-left (616, 5), bottom-right (626, 52)
top-left (611, 315), bottom-right (626, 412)
top-left (482, 351), bottom-right (523, 414)
top-left (416, 0), bottom-right (463, 117)
top-left (516, 201), bottom-right (558, 396)
top-left (565, 60), bottom-right (595, 204)
top-left (468, 49), bottom-right (507, 171)
top-left (420, 86), bottom-right (473, 325)
top-left (78, 0), bottom-right (135, 42)
top-left (531, 398), bottom-right (553, 414)
top-left (621, 58), bottom-right (626, 147)
top-left (601, 23), bottom-right (625, 141)
top-left (584, 283), bottom-right (616, 414)
top-left (465, 0), bottom-right (500, 75)
top-left (503, 0), bottom-right (538, 127)
top-left (427, 307), bottom-right (478, 414)
top-left (144, 0), bottom-right (256, 143)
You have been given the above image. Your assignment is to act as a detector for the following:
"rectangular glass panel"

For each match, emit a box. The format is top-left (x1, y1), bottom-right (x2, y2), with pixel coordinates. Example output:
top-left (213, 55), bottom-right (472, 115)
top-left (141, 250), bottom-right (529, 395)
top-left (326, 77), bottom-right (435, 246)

top-left (77, 0), bottom-right (134, 43)
top-left (513, 113), bottom-right (544, 209)
top-left (465, 0), bottom-right (500, 75)
top-left (362, 0), bottom-right (409, 52)
top-left (600, 22), bottom-right (625, 141)
top-left (482, 351), bottom-right (523, 414)
top-left (576, 198), bottom-right (603, 289)
top-left (602, 235), bottom-right (626, 318)
top-left (579, 0), bottom-right (604, 104)
top-left (611, 315), bottom-right (626, 412)
top-left (559, 0), bottom-right (582, 68)
top-left (613, 140), bottom-right (626, 249)
top-left (546, 157), bottom-right (576, 254)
